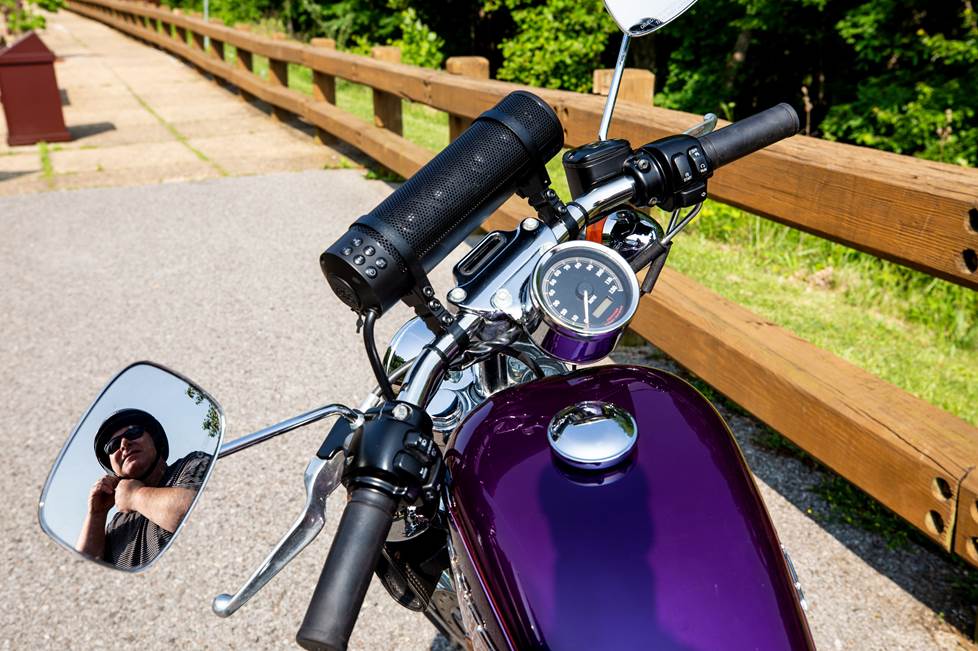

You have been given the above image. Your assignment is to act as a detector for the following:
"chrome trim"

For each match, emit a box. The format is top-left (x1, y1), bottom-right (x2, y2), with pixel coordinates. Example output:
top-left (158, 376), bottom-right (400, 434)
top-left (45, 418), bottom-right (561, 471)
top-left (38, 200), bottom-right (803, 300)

top-left (570, 176), bottom-right (637, 218)
top-left (548, 401), bottom-right (638, 470)
top-left (212, 452), bottom-right (347, 616)
top-left (529, 240), bottom-right (640, 337)
top-left (398, 313), bottom-right (482, 408)
top-left (454, 221), bottom-right (559, 328)
top-left (218, 404), bottom-right (363, 458)
top-left (601, 209), bottom-right (665, 264)
top-left (598, 34), bottom-right (631, 141)
top-left (781, 545), bottom-right (808, 612)
top-left (387, 504), bottom-right (434, 542)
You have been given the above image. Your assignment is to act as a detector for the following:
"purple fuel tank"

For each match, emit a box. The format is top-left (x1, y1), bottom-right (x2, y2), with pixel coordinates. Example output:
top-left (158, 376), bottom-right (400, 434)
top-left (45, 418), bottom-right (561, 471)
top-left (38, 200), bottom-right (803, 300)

top-left (445, 365), bottom-right (814, 650)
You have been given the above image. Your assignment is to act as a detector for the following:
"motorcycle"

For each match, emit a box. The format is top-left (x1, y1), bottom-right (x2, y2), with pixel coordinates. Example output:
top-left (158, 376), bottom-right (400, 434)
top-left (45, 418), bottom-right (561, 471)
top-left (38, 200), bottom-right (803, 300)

top-left (38, 0), bottom-right (814, 648)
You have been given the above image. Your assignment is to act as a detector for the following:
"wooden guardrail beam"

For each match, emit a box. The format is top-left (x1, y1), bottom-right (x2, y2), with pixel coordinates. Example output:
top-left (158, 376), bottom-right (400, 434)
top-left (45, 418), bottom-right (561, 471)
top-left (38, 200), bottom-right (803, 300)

top-left (67, 0), bottom-right (978, 564)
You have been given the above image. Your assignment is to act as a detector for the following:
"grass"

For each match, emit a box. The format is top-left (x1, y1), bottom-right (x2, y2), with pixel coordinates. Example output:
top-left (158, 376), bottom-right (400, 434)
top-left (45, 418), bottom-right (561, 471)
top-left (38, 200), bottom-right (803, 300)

top-left (668, 203), bottom-right (978, 427)
top-left (38, 141), bottom-right (54, 188)
top-left (229, 43), bottom-right (978, 428)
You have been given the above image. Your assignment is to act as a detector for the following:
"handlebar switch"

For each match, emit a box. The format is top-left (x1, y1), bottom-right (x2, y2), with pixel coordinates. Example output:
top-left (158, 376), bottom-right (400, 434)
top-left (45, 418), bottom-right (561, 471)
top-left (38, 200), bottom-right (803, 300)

top-left (625, 135), bottom-right (713, 211)
top-left (344, 402), bottom-right (443, 503)
top-left (623, 150), bottom-right (666, 207)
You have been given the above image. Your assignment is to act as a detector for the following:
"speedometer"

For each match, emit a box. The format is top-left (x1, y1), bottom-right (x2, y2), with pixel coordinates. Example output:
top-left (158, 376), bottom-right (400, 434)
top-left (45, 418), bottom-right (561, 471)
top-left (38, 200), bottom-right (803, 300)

top-left (529, 241), bottom-right (640, 363)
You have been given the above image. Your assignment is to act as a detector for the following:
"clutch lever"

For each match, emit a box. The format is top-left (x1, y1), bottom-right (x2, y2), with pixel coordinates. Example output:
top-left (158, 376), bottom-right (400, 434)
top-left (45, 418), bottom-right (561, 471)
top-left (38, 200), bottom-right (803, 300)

top-left (212, 413), bottom-right (360, 617)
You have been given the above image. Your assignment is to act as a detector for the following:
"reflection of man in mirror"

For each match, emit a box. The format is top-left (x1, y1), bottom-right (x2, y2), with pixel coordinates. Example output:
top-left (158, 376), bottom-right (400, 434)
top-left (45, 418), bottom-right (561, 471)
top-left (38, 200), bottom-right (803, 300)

top-left (75, 409), bottom-right (212, 569)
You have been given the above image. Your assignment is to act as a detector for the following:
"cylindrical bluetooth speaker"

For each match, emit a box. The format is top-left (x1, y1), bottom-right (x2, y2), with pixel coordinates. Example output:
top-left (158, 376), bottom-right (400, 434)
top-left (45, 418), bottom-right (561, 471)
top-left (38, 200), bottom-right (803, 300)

top-left (321, 90), bottom-right (564, 315)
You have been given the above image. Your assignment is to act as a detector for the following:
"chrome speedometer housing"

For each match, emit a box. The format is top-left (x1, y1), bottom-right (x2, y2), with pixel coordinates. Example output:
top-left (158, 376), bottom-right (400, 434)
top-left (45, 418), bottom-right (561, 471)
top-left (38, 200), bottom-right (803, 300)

top-left (528, 241), bottom-right (639, 363)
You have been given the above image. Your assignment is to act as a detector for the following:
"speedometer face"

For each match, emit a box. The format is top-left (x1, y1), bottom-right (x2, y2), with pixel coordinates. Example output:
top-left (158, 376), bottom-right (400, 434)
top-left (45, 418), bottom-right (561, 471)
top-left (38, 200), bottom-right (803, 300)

top-left (532, 241), bottom-right (639, 335)
top-left (541, 256), bottom-right (626, 328)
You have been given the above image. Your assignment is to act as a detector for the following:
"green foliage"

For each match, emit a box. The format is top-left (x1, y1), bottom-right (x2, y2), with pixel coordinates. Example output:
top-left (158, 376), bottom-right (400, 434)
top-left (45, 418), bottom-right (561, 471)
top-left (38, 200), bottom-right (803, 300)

top-left (653, 0), bottom-right (978, 167)
top-left (1, 0), bottom-right (64, 35)
top-left (388, 5), bottom-right (444, 68)
top-left (491, 0), bottom-right (618, 92)
top-left (820, 1), bottom-right (978, 165)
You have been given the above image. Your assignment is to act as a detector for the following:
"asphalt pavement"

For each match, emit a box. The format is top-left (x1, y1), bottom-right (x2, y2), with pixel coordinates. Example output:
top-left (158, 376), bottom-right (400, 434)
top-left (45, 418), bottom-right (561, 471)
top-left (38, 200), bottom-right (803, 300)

top-left (2, 170), bottom-right (975, 650)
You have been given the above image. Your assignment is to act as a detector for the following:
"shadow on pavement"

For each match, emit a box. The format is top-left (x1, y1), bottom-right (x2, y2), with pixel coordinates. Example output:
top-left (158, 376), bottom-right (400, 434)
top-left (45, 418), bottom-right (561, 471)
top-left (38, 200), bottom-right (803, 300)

top-left (0, 170), bottom-right (36, 183)
top-left (68, 121), bottom-right (116, 140)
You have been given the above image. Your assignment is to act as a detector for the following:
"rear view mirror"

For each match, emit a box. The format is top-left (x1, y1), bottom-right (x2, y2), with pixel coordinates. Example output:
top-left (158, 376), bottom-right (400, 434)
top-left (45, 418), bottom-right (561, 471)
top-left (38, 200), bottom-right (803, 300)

top-left (38, 362), bottom-right (224, 572)
top-left (603, 0), bottom-right (698, 36)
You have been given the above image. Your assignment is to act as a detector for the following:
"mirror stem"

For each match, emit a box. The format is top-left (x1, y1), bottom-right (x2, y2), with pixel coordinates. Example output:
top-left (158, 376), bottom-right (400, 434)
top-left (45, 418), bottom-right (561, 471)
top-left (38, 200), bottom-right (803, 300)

top-left (598, 34), bottom-right (632, 141)
top-left (218, 404), bottom-right (363, 458)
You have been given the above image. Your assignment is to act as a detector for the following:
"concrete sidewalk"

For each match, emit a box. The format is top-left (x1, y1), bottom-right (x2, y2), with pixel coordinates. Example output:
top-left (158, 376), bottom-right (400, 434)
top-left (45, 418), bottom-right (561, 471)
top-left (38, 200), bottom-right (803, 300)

top-left (0, 10), bottom-right (342, 195)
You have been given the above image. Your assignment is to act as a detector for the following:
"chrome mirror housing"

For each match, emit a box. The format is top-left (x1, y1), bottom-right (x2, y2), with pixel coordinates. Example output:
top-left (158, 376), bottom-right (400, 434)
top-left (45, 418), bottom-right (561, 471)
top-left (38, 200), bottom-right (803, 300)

top-left (38, 362), bottom-right (224, 572)
top-left (603, 0), bottom-right (698, 37)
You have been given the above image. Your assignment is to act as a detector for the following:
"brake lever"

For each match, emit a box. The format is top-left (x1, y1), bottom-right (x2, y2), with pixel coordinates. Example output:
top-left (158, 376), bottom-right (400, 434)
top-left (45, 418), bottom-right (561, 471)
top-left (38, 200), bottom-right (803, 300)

top-left (212, 449), bottom-right (349, 617)
top-left (683, 113), bottom-right (719, 138)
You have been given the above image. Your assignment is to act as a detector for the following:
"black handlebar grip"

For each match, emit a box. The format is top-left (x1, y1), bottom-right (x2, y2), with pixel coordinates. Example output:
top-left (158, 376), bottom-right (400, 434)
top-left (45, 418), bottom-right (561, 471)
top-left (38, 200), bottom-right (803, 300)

top-left (698, 103), bottom-right (800, 169)
top-left (321, 90), bottom-right (563, 315)
top-left (296, 487), bottom-right (398, 651)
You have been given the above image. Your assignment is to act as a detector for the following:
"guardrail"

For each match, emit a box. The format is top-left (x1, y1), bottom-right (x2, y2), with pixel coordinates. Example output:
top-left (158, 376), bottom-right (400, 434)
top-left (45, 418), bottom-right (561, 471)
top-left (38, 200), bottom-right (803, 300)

top-left (67, 0), bottom-right (978, 566)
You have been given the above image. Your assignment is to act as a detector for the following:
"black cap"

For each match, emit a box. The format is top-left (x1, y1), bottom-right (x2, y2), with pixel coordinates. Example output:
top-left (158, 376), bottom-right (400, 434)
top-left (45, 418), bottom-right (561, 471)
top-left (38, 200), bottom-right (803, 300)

top-left (94, 408), bottom-right (168, 475)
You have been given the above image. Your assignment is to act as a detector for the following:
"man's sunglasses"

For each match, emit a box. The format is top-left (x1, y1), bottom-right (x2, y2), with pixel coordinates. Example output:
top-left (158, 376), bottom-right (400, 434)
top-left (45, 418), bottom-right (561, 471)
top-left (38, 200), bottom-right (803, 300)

top-left (104, 426), bottom-right (146, 455)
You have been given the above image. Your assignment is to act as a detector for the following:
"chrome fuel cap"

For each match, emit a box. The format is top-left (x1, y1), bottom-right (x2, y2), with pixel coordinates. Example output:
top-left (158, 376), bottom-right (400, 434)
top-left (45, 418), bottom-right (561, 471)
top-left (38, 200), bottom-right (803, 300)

top-left (548, 401), bottom-right (637, 470)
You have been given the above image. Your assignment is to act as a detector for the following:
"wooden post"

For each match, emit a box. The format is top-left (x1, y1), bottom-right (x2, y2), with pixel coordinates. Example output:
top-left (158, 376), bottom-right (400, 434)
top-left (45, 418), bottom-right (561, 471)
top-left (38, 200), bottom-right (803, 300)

top-left (191, 30), bottom-right (205, 51)
top-left (445, 56), bottom-right (489, 142)
top-left (267, 57), bottom-right (290, 122)
top-left (592, 68), bottom-right (655, 105)
top-left (235, 47), bottom-right (254, 102)
top-left (310, 38), bottom-right (337, 145)
top-left (371, 46), bottom-right (402, 135)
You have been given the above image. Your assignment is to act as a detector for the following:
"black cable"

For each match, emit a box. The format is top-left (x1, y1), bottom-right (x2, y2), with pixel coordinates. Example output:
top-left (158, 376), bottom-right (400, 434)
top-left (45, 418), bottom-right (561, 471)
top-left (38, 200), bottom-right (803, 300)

top-left (363, 309), bottom-right (396, 402)
top-left (498, 346), bottom-right (546, 380)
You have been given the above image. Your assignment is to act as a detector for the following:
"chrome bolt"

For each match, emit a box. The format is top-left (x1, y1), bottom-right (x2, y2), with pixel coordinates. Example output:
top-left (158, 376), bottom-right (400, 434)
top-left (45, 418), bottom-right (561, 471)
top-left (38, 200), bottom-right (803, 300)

top-left (491, 288), bottom-right (513, 309)
top-left (448, 287), bottom-right (467, 303)
top-left (392, 403), bottom-right (411, 421)
top-left (637, 158), bottom-right (651, 172)
top-left (522, 217), bottom-right (540, 232)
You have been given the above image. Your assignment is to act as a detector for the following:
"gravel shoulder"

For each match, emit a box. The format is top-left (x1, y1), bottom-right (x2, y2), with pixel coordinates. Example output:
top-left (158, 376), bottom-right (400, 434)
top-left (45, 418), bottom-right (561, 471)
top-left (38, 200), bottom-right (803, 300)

top-left (1, 170), bottom-right (974, 650)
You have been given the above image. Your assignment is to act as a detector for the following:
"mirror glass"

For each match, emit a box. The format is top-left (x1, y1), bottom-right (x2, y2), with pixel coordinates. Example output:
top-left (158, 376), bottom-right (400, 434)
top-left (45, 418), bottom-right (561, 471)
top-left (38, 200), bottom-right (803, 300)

top-left (603, 0), bottom-right (698, 37)
top-left (39, 362), bottom-right (224, 572)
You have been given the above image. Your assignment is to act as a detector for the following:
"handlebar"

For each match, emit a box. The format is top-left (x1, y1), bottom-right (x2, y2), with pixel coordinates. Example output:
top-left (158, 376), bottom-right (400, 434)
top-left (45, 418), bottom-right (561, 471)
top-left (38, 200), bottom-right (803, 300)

top-left (699, 103), bottom-right (799, 169)
top-left (296, 103), bottom-right (801, 650)
top-left (296, 487), bottom-right (397, 651)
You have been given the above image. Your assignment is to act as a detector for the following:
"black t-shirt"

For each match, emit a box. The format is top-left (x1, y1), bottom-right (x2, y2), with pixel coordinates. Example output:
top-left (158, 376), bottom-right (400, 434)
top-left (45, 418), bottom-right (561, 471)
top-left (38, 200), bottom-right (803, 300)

top-left (104, 451), bottom-right (211, 569)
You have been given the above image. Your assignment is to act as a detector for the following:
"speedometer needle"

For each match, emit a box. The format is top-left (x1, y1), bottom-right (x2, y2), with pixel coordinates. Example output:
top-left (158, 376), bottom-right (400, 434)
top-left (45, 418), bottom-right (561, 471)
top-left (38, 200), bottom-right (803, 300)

top-left (584, 290), bottom-right (590, 327)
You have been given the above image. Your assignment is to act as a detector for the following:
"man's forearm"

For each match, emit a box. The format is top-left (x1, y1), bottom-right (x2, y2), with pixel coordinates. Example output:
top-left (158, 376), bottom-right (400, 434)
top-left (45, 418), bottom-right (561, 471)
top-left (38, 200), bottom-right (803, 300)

top-left (131, 486), bottom-right (196, 533)
top-left (75, 511), bottom-right (108, 559)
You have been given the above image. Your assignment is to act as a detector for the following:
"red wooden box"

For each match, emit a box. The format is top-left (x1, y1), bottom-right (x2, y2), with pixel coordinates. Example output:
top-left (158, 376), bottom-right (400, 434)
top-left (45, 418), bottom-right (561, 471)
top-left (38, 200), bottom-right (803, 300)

top-left (0, 32), bottom-right (71, 146)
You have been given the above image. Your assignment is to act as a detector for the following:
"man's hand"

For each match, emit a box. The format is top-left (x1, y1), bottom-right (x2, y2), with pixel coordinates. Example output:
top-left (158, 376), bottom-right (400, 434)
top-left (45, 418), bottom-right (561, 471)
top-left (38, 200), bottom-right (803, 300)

top-left (87, 475), bottom-right (118, 515)
top-left (114, 478), bottom-right (145, 513)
